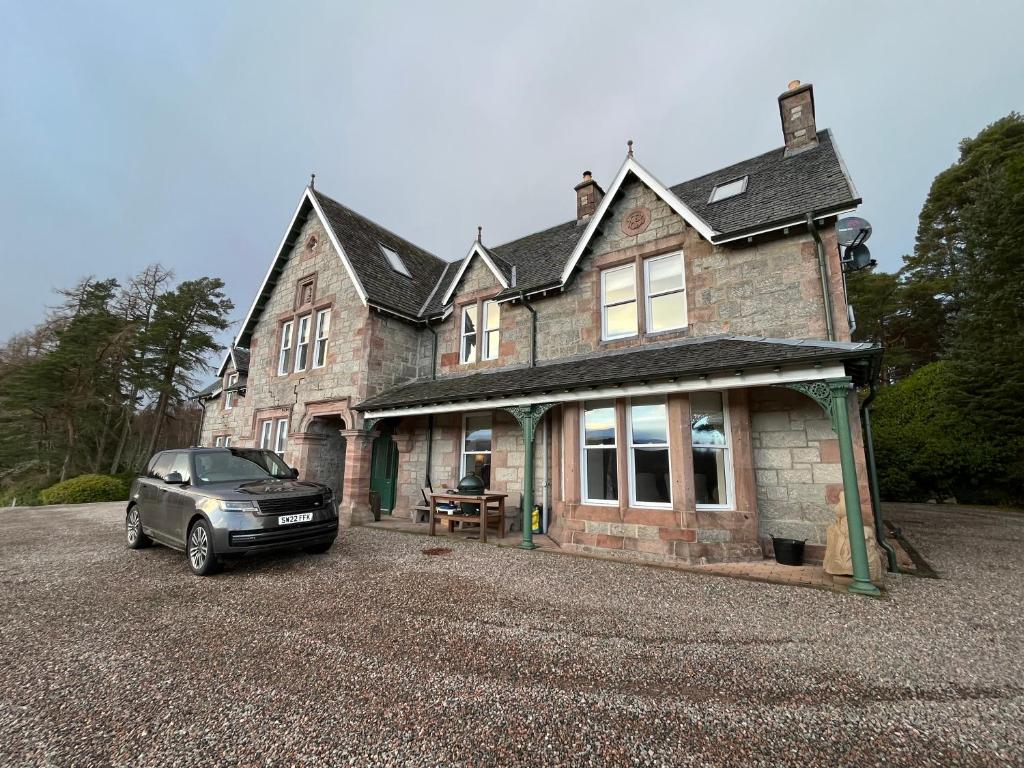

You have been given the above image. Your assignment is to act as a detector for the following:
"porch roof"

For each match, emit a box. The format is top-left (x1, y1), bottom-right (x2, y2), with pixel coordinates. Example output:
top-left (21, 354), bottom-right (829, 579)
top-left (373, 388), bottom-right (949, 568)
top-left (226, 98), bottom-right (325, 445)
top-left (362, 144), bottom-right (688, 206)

top-left (354, 336), bottom-right (881, 416)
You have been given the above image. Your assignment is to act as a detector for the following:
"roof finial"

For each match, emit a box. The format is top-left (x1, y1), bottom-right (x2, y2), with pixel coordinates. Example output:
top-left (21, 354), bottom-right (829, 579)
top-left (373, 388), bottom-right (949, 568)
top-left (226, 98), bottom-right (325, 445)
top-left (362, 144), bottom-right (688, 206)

top-left (627, 139), bottom-right (634, 159)
top-left (309, 172), bottom-right (316, 189)
top-left (477, 225), bottom-right (482, 243)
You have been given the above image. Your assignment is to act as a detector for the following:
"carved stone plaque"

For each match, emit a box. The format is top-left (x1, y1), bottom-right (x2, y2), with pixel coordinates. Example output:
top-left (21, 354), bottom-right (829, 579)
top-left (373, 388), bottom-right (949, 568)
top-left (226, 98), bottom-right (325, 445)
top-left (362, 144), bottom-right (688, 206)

top-left (621, 206), bottom-right (652, 236)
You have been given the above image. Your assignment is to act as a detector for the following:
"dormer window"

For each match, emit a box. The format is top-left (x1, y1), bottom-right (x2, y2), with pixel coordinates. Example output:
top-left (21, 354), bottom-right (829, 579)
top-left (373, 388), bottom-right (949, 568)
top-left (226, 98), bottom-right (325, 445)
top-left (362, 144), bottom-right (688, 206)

top-left (708, 176), bottom-right (748, 203)
top-left (381, 245), bottom-right (411, 277)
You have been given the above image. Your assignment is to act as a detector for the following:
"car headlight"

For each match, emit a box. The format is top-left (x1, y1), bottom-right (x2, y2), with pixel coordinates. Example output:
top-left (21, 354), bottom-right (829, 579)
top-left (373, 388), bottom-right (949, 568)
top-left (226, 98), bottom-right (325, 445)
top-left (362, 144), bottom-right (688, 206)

top-left (217, 500), bottom-right (257, 512)
top-left (322, 487), bottom-right (334, 502)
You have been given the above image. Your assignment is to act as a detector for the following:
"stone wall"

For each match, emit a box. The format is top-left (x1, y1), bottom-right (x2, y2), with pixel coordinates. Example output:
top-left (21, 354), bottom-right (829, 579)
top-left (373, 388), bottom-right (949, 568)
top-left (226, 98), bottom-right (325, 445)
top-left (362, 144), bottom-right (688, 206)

top-left (749, 386), bottom-right (869, 560)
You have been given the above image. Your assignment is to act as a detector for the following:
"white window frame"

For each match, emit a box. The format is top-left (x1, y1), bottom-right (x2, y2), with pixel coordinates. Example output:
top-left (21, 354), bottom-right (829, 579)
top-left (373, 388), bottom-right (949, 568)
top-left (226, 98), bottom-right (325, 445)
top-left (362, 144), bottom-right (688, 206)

top-left (460, 305), bottom-right (477, 364)
top-left (481, 300), bottom-right (499, 361)
top-left (461, 412), bottom-right (492, 480)
top-left (214, 436), bottom-right (224, 447)
top-left (224, 372), bottom-right (239, 410)
top-left (223, 436), bottom-right (231, 448)
top-left (294, 315), bottom-right (312, 372)
top-left (644, 252), bottom-right (687, 334)
top-left (259, 420), bottom-right (274, 449)
top-left (708, 176), bottom-right (748, 203)
top-left (600, 264), bottom-right (638, 341)
top-left (581, 400), bottom-right (618, 505)
top-left (692, 391), bottom-right (735, 511)
top-left (313, 308), bottom-right (331, 369)
top-left (626, 397), bottom-right (672, 508)
top-left (277, 321), bottom-right (293, 376)
top-left (380, 244), bottom-right (411, 277)
top-left (274, 418), bottom-right (288, 456)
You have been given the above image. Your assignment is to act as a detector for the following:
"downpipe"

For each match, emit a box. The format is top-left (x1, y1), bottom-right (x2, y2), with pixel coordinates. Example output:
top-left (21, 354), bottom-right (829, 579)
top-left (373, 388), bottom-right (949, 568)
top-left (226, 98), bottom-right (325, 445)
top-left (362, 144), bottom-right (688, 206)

top-left (807, 214), bottom-right (835, 342)
top-left (861, 380), bottom-right (899, 572)
top-left (519, 291), bottom-right (538, 367)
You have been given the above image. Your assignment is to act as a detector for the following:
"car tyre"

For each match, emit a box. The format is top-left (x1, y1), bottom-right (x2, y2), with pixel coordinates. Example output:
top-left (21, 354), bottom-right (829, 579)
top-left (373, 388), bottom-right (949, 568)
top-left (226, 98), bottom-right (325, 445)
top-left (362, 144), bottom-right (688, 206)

top-left (304, 539), bottom-right (335, 555)
top-left (187, 519), bottom-right (220, 576)
top-left (126, 505), bottom-right (151, 549)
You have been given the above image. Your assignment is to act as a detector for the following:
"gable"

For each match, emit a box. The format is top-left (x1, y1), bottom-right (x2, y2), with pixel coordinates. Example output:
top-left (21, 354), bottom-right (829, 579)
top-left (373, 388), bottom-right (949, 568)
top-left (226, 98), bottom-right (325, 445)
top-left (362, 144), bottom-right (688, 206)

top-left (439, 243), bottom-right (510, 305)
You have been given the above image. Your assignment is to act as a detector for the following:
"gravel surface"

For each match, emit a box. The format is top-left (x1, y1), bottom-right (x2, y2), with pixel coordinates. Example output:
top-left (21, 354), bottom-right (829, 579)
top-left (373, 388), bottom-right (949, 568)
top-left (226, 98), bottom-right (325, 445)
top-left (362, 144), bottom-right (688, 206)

top-left (1, 501), bottom-right (1022, 766)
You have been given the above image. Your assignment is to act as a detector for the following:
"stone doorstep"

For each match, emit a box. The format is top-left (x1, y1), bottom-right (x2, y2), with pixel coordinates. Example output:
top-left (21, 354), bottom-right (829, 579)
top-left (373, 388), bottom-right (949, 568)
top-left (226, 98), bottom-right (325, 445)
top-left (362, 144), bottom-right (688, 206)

top-left (359, 519), bottom-right (886, 596)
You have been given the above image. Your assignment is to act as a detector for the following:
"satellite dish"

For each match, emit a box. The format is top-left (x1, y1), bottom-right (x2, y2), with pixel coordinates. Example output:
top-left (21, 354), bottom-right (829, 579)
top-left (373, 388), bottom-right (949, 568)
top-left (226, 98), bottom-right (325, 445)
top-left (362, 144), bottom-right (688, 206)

top-left (845, 243), bottom-right (872, 271)
top-left (837, 216), bottom-right (872, 247)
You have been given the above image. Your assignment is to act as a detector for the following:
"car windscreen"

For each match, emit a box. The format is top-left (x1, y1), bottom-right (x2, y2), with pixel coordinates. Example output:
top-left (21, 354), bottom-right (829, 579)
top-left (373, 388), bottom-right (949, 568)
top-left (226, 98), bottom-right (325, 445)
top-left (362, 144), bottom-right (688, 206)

top-left (192, 451), bottom-right (273, 483)
top-left (229, 449), bottom-right (294, 479)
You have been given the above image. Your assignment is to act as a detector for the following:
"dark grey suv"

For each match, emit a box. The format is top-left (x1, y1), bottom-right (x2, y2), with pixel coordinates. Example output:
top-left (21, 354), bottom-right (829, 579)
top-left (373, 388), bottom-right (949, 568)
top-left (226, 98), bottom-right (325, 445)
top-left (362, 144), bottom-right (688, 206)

top-left (126, 447), bottom-right (338, 575)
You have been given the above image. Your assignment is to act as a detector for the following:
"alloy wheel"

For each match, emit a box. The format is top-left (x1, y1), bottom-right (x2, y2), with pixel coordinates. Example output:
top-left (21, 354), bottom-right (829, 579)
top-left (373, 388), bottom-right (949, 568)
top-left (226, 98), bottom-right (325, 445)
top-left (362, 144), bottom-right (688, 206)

top-left (189, 525), bottom-right (209, 570)
top-left (126, 508), bottom-right (140, 544)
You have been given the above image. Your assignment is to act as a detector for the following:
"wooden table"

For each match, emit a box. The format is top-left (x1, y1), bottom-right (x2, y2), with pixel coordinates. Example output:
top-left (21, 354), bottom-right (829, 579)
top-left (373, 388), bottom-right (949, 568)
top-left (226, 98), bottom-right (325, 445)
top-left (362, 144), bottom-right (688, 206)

top-left (428, 491), bottom-right (508, 542)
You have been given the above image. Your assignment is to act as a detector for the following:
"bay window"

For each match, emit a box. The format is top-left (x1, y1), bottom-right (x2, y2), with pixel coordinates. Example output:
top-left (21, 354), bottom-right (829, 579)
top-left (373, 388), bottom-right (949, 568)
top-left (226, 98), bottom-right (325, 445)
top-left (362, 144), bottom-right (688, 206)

top-left (313, 308), bottom-right (331, 368)
top-left (582, 401), bottom-right (618, 503)
top-left (690, 391), bottom-right (733, 508)
top-left (277, 321), bottom-right (293, 376)
top-left (462, 413), bottom-right (492, 487)
top-left (628, 397), bottom-right (671, 506)
top-left (482, 300), bottom-right (500, 360)
top-left (644, 252), bottom-right (686, 333)
top-left (601, 264), bottom-right (638, 340)
top-left (460, 305), bottom-right (477, 363)
top-left (294, 315), bottom-right (311, 372)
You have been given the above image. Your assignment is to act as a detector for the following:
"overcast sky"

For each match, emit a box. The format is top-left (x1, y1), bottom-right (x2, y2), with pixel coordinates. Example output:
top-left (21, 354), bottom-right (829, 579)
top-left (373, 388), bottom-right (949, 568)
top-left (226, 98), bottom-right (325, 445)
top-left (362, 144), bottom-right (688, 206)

top-left (2, 1), bottom-right (1022, 343)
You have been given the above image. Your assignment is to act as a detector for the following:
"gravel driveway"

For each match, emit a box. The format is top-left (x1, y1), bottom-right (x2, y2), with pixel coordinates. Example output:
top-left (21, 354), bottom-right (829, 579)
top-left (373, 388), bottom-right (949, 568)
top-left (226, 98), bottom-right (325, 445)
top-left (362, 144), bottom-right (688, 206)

top-left (1, 501), bottom-right (1022, 767)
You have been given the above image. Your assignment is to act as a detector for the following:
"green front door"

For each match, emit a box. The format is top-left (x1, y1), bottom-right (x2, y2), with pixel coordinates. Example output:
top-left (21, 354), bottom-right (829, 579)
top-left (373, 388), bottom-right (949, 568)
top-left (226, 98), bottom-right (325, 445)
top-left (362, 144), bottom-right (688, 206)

top-left (369, 430), bottom-right (399, 514)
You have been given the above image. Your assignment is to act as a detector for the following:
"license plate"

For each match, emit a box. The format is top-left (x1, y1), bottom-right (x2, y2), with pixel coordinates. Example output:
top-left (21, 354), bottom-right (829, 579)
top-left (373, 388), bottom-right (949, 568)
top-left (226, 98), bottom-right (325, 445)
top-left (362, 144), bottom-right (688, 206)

top-left (278, 512), bottom-right (313, 525)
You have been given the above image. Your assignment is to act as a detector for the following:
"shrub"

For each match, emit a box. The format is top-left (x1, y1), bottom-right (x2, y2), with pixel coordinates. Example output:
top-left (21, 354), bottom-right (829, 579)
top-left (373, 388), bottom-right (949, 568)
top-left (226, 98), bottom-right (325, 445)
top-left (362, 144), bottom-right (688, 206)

top-left (39, 474), bottom-right (130, 505)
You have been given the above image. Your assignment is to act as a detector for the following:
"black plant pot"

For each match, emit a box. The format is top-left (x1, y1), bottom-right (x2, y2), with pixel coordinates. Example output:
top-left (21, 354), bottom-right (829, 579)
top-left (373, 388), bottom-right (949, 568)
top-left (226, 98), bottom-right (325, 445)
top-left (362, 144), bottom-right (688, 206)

top-left (772, 537), bottom-right (805, 566)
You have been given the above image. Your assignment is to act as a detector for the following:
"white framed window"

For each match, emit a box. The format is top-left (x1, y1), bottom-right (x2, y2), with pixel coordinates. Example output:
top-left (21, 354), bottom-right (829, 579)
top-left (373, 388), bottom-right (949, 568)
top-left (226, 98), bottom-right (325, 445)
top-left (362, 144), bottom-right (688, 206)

top-left (644, 252), bottom-right (687, 333)
top-left (690, 391), bottom-right (734, 509)
top-left (708, 176), bottom-right (748, 203)
top-left (278, 321), bottom-right (293, 376)
top-left (224, 372), bottom-right (239, 409)
top-left (224, 436), bottom-right (232, 447)
top-left (294, 315), bottom-right (311, 372)
top-left (274, 418), bottom-right (288, 456)
top-left (461, 413), bottom-right (492, 487)
top-left (460, 305), bottom-right (477, 364)
top-left (627, 397), bottom-right (671, 507)
top-left (259, 420), bottom-right (274, 449)
top-left (313, 308), bottom-right (331, 368)
top-left (582, 401), bottom-right (618, 504)
top-left (482, 300), bottom-right (500, 360)
top-left (380, 244), bottom-right (411, 277)
top-left (601, 264), bottom-right (638, 341)
top-left (214, 436), bottom-right (224, 447)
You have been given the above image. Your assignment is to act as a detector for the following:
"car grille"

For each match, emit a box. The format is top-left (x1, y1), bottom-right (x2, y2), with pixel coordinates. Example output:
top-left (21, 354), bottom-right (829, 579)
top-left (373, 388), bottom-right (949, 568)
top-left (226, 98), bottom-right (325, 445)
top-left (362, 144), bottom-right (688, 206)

top-left (255, 493), bottom-right (326, 515)
top-left (229, 520), bottom-right (338, 547)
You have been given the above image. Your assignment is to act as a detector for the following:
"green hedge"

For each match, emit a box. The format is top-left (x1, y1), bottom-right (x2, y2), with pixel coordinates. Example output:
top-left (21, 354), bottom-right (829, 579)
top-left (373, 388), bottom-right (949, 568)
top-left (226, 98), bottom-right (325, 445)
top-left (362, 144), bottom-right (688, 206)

top-left (39, 474), bottom-right (130, 505)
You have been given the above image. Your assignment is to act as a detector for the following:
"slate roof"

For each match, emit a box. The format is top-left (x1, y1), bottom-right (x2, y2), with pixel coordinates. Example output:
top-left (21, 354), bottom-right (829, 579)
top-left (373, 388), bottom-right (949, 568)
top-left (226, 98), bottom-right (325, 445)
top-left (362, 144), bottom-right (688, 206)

top-left (354, 336), bottom-right (880, 412)
top-left (230, 347), bottom-right (249, 373)
top-left (191, 380), bottom-right (222, 400)
top-left (312, 191), bottom-right (449, 317)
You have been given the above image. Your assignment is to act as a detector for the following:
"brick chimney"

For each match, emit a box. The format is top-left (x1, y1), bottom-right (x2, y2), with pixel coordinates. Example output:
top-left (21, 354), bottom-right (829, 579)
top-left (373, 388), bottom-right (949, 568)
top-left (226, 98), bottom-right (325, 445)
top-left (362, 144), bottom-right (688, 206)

top-left (574, 171), bottom-right (604, 221)
top-left (778, 80), bottom-right (818, 155)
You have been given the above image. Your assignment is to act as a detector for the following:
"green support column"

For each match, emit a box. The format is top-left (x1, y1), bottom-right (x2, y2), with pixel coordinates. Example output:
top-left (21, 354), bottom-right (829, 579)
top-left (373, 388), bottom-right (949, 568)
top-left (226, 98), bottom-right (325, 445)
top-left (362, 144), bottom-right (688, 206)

top-left (503, 403), bottom-right (556, 550)
top-left (828, 378), bottom-right (881, 596)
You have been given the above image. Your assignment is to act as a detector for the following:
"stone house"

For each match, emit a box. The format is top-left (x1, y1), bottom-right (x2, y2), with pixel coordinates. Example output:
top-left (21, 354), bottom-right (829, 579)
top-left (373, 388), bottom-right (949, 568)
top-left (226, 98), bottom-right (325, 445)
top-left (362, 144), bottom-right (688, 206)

top-left (196, 81), bottom-right (884, 594)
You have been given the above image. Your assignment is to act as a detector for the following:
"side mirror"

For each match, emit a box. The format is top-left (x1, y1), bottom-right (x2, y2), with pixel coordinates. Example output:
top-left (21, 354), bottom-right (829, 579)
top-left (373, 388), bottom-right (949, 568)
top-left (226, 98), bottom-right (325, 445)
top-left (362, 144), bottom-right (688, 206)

top-left (164, 472), bottom-right (185, 485)
top-left (288, 467), bottom-right (300, 480)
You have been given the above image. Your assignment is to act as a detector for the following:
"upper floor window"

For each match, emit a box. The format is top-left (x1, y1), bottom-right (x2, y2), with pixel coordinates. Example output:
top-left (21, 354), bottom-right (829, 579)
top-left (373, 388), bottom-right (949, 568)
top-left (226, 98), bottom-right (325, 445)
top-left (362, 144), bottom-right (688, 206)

top-left (224, 372), bottom-right (239, 409)
top-left (482, 300), bottom-right (500, 360)
top-left (278, 321), bottom-right (293, 376)
top-left (582, 401), bottom-right (618, 504)
top-left (601, 264), bottom-right (638, 340)
top-left (313, 308), bottom-right (331, 368)
top-left (691, 391), bottom-right (733, 509)
top-left (708, 176), bottom-right (748, 203)
top-left (628, 397), bottom-right (671, 507)
top-left (644, 253), bottom-right (686, 333)
top-left (294, 315), bottom-right (311, 372)
top-left (460, 305), bottom-right (477, 364)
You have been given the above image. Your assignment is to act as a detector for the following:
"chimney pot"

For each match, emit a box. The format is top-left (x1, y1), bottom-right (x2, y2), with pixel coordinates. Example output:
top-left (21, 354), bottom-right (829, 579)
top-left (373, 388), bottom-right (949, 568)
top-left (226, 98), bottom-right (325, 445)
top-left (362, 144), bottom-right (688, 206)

top-left (778, 80), bottom-right (818, 155)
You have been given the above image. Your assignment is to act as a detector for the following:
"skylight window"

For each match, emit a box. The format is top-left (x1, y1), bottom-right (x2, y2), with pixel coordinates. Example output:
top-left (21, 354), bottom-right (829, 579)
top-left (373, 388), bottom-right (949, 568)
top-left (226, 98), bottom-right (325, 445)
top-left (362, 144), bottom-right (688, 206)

top-left (708, 176), bottom-right (748, 203)
top-left (380, 244), bottom-right (411, 277)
